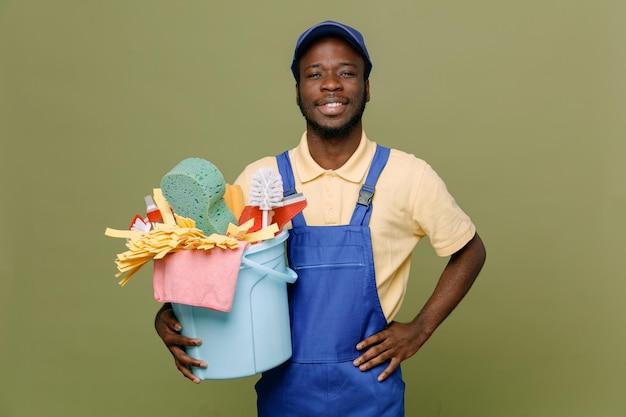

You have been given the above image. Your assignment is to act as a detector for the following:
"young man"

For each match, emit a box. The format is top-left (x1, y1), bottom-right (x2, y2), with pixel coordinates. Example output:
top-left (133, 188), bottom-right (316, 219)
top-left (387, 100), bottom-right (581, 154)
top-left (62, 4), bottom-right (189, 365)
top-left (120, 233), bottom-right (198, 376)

top-left (155, 21), bottom-right (486, 416)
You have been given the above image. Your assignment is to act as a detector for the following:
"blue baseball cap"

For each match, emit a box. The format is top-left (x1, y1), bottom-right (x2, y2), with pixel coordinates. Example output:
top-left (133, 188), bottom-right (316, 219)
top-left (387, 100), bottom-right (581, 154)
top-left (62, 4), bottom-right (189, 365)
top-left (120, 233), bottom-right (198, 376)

top-left (291, 20), bottom-right (373, 80)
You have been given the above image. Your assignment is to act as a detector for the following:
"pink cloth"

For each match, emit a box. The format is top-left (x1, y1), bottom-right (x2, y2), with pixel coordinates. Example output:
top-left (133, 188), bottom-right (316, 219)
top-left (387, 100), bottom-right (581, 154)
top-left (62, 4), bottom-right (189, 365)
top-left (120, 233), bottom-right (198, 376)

top-left (153, 243), bottom-right (250, 312)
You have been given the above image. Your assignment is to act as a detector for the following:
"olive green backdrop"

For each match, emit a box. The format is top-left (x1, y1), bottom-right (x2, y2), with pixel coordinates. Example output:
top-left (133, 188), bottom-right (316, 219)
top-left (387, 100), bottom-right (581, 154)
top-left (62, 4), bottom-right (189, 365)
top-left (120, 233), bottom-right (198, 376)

top-left (1, 1), bottom-right (624, 416)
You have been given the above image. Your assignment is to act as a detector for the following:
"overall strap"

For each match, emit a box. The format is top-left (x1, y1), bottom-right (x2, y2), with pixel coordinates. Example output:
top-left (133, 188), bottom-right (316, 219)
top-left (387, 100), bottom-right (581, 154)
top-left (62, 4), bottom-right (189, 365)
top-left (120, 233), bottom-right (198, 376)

top-left (349, 145), bottom-right (391, 226)
top-left (276, 151), bottom-right (306, 227)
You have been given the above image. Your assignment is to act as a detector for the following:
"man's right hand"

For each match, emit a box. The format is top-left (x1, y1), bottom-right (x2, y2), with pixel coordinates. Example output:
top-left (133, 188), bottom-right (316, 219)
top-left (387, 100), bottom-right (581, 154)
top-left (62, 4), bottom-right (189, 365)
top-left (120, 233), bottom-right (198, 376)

top-left (154, 303), bottom-right (207, 384)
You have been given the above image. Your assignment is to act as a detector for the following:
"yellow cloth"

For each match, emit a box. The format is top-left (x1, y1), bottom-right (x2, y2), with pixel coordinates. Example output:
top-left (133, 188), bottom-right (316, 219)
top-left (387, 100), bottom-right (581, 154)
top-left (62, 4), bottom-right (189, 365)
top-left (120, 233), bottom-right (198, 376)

top-left (234, 132), bottom-right (475, 321)
top-left (223, 184), bottom-right (244, 220)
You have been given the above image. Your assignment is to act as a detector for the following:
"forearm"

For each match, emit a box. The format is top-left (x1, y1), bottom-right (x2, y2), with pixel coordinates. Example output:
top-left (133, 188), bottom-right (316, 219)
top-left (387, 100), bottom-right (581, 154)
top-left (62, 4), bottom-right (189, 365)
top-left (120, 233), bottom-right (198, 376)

top-left (410, 233), bottom-right (486, 344)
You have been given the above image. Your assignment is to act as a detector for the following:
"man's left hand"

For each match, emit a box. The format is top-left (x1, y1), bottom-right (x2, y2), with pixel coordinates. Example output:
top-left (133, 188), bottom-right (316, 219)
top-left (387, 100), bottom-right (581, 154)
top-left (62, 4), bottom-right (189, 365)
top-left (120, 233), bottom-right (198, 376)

top-left (353, 321), bottom-right (421, 382)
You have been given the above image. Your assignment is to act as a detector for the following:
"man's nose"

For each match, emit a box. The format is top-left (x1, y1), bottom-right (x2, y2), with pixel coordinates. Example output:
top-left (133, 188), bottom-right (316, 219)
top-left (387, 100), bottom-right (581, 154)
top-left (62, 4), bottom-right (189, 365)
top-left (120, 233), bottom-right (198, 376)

top-left (321, 74), bottom-right (343, 91)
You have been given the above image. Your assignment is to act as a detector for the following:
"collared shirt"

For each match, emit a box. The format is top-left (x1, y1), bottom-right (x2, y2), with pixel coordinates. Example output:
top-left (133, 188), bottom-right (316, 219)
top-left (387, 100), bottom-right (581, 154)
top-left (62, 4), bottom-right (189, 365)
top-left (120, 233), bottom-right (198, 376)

top-left (234, 132), bottom-right (475, 321)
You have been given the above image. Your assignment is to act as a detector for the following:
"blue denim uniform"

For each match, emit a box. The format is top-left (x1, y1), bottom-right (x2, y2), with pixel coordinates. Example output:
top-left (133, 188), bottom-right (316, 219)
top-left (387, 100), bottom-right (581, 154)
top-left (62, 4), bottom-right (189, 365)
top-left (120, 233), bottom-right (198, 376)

top-left (255, 146), bottom-right (405, 417)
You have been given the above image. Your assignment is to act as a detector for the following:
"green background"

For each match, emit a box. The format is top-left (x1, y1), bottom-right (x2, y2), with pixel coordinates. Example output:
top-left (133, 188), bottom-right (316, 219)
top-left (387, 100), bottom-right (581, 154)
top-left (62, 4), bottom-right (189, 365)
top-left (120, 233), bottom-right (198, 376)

top-left (1, 1), bottom-right (624, 416)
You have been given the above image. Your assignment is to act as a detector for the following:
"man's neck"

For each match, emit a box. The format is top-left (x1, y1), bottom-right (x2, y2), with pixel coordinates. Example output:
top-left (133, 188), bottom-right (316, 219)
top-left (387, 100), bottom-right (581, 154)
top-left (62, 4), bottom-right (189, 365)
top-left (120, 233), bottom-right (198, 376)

top-left (306, 128), bottom-right (363, 170)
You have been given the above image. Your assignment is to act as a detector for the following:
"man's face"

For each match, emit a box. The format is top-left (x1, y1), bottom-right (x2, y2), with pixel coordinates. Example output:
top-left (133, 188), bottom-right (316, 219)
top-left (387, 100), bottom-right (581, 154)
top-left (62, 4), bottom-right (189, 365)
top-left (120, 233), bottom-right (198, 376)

top-left (296, 37), bottom-right (370, 140)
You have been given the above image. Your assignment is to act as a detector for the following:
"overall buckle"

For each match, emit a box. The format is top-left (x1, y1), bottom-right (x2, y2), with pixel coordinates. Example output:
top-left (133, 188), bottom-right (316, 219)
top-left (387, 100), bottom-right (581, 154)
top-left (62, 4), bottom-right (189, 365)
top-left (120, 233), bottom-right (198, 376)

top-left (357, 184), bottom-right (375, 208)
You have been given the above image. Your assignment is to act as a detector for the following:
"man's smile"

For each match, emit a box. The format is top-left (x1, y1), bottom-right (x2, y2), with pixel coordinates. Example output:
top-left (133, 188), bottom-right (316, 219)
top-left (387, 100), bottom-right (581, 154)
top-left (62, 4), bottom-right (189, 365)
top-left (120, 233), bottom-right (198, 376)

top-left (317, 99), bottom-right (347, 116)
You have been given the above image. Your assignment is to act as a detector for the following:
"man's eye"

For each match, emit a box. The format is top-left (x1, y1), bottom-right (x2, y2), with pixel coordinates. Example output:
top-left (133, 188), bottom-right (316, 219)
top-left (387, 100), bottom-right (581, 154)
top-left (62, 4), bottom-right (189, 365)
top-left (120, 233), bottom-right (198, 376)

top-left (340, 71), bottom-right (355, 77)
top-left (307, 73), bottom-right (321, 79)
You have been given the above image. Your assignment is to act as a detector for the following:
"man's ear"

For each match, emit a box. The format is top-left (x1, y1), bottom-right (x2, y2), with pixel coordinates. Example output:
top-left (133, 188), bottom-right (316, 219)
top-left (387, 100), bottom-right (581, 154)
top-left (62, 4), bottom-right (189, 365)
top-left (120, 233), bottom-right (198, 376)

top-left (365, 79), bottom-right (370, 103)
top-left (295, 83), bottom-right (300, 105)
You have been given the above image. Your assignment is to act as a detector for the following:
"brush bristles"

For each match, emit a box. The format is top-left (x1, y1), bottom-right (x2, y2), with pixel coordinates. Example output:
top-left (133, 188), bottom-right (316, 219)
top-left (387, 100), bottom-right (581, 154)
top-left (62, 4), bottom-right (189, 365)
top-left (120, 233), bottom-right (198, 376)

top-left (249, 168), bottom-right (284, 210)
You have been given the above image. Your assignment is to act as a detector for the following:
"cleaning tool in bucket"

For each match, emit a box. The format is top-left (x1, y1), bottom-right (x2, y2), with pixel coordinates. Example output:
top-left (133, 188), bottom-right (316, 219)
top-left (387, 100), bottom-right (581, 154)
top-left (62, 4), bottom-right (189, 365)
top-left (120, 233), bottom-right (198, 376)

top-left (160, 158), bottom-right (237, 236)
top-left (249, 168), bottom-right (284, 229)
top-left (172, 230), bottom-right (297, 380)
top-left (239, 167), bottom-right (308, 234)
top-left (153, 241), bottom-right (250, 312)
top-left (239, 192), bottom-right (307, 233)
top-left (104, 188), bottom-right (241, 287)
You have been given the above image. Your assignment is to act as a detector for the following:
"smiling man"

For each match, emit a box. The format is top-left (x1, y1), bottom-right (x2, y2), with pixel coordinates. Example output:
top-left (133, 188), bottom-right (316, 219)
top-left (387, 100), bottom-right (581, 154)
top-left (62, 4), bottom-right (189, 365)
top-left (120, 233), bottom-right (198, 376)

top-left (155, 21), bottom-right (486, 417)
top-left (295, 36), bottom-right (369, 144)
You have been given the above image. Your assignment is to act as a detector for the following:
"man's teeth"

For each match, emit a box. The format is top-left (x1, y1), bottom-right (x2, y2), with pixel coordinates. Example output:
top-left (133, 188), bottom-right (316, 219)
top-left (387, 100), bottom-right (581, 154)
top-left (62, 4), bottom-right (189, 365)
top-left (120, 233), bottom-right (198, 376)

top-left (326, 102), bottom-right (342, 107)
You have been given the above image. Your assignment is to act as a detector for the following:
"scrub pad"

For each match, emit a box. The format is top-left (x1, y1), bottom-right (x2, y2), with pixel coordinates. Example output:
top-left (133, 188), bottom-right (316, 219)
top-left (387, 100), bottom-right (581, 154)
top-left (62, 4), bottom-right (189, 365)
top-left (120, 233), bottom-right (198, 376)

top-left (160, 158), bottom-right (237, 236)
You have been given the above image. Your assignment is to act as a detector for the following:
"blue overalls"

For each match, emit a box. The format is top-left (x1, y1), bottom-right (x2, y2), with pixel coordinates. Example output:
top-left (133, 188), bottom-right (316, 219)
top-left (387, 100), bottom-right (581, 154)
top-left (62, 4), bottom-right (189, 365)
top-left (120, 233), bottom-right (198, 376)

top-left (255, 145), bottom-right (405, 417)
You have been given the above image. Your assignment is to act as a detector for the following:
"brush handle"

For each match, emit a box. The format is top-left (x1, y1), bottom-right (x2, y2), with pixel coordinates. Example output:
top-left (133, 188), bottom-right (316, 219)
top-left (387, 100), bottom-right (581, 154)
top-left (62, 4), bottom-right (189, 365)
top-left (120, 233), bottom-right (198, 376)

top-left (262, 210), bottom-right (269, 229)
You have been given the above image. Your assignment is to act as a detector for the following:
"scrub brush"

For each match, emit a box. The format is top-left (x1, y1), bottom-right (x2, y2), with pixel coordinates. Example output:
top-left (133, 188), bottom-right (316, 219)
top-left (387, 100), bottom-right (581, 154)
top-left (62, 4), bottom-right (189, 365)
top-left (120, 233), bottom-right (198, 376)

top-left (249, 168), bottom-right (283, 229)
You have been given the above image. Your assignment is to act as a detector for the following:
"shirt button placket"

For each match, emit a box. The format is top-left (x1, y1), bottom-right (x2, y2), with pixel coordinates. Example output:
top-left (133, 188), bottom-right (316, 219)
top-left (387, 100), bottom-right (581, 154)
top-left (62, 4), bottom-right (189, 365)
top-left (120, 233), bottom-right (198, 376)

top-left (325, 172), bottom-right (338, 224)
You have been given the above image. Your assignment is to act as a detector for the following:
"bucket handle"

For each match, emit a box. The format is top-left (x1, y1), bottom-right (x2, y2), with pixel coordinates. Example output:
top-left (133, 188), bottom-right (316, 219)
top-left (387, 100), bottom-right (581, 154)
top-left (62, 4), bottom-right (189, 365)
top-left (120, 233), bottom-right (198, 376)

top-left (240, 256), bottom-right (298, 284)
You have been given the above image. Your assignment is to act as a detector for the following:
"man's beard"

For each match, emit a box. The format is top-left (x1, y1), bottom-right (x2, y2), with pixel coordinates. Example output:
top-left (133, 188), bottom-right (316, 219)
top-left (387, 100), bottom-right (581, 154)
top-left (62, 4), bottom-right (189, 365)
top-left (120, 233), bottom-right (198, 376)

top-left (297, 90), bottom-right (367, 141)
